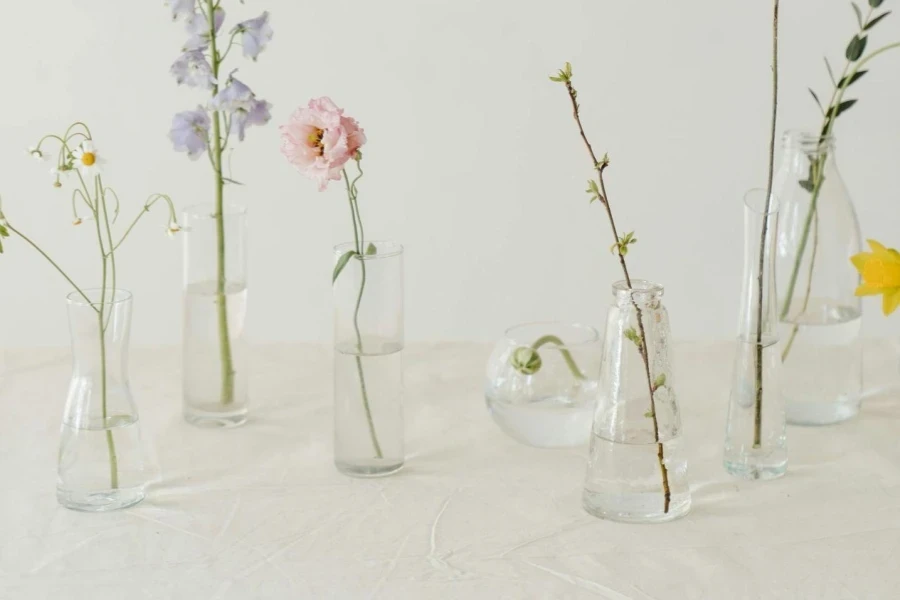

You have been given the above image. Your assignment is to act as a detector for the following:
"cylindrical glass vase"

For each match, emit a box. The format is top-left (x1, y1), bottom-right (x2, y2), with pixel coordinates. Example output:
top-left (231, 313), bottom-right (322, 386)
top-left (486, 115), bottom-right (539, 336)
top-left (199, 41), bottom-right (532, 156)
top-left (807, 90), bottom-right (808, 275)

top-left (182, 203), bottom-right (249, 428)
top-left (724, 190), bottom-right (787, 480)
top-left (58, 289), bottom-right (151, 512)
top-left (582, 280), bottom-right (690, 523)
top-left (333, 241), bottom-right (404, 477)
top-left (485, 322), bottom-right (601, 448)
top-left (775, 131), bottom-right (863, 425)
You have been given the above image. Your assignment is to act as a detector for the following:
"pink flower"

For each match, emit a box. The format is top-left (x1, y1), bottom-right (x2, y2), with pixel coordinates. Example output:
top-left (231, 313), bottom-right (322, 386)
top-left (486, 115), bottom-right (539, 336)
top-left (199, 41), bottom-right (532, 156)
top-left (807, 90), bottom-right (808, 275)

top-left (280, 97), bottom-right (367, 191)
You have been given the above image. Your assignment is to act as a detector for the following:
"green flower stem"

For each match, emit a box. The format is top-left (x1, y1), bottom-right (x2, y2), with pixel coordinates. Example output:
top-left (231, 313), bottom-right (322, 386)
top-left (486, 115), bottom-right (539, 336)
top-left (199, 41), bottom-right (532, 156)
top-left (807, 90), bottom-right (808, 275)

top-left (342, 168), bottom-right (383, 460)
top-left (207, 0), bottom-right (236, 406)
top-left (529, 335), bottom-right (585, 380)
top-left (753, 0), bottom-right (779, 450)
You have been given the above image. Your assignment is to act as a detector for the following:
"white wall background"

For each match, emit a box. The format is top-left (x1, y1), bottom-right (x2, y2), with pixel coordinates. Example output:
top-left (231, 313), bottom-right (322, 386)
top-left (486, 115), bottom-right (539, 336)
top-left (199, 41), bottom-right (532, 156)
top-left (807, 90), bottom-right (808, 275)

top-left (1, 0), bottom-right (898, 347)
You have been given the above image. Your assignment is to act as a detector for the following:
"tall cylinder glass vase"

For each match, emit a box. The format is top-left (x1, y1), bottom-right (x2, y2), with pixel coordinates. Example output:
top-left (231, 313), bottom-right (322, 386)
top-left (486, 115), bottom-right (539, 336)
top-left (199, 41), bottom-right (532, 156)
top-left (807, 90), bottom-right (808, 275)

top-left (582, 280), bottom-right (690, 523)
top-left (724, 190), bottom-right (787, 480)
top-left (333, 241), bottom-right (404, 477)
top-left (182, 203), bottom-right (249, 428)
top-left (775, 131), bottom-right (862, 425)
top-left (58, 289), bottom-right (151, 512)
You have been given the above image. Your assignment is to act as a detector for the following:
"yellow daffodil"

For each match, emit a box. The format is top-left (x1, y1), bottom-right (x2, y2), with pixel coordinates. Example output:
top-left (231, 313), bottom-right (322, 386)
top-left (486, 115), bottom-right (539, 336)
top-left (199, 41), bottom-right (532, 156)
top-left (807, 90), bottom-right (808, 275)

top-left (850, 239), bottom-right (900, 316)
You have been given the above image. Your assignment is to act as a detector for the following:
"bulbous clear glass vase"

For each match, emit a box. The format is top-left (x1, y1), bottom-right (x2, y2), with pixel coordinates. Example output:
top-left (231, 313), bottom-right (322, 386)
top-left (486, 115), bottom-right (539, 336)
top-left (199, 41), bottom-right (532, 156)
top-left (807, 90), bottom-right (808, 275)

top-left (485, 322), bottom-right (601, 448)
top-left (582, 280), bottom-right (690, 523)
top-left (57, 289), bottom-right (151, 512)
top-left (775, 131), bottom-right (863, 425)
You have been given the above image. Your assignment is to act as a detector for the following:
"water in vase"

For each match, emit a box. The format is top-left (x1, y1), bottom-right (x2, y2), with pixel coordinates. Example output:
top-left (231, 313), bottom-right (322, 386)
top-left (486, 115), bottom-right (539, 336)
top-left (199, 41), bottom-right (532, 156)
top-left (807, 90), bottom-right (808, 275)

top-left (780, 300), bottom-right (862, 425)
top-left (57, 415), bottom-right (148, 511)
top-left (334, 339), bottom-right (404, 476)
top-left (183, 280), bottom-right (249, 427)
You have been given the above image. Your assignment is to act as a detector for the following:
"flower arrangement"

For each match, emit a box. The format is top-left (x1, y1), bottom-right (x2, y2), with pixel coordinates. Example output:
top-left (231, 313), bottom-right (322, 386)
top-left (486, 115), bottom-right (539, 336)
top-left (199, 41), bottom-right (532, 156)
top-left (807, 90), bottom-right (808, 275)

top-left (852, 239), bottom-right (900, 315)
top-left (164, 0), bottom-right (273, 406)
top-left (0, 122), bottom-right (178, 489)
top-left (279, 98), bottom-right (385, 457)
top-left (780, 0), bottom-right (899, 358)
top-left (547, 63), bottom-right (674, 513)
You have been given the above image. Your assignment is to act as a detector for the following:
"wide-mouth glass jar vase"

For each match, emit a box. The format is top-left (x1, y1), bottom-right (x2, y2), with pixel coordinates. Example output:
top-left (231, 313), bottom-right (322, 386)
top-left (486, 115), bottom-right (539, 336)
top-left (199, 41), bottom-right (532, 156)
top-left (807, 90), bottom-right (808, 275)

top-left (485, 322), bottom-right (601, 448)
top-left (775, 131), bottom-right (862, 425)
top-left (582, 280), bottom-right (690, 523)
top-left (182, 203), bottom-right (249, 428)
top-left (58, 289), bottom-right (151, 512)
top-left (333, 241), bottom-right (404, 477)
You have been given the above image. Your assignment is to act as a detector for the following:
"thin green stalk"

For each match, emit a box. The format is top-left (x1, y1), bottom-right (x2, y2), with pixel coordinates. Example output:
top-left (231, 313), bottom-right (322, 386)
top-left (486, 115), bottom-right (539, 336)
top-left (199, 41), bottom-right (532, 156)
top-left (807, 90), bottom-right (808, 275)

top-left (754, 0), bottom-right (779, 449)
top-left (342, 169), bottom-right (383, 459)
top-left (207, 0), bottom-right (236, 405)
top-left (528, 335), bottom-right (585, 380)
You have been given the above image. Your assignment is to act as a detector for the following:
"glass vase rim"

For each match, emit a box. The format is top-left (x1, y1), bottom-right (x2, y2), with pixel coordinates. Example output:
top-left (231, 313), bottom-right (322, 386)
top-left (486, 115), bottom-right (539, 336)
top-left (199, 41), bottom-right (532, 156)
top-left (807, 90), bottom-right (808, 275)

top-left (182, 201), bottom-right (247, 219)
top-left (333, 240), bottom-right (404, 260)
top-left (782, 129), bottom-right (835, 150)
top-left (66, 288), bottom-right (133, 307)
top-left (503, 321), bottom-right (600, 349)
top-left (611, 279), bottom-right (664, 298)
top-left (743, 188), bottom-right (780, 215)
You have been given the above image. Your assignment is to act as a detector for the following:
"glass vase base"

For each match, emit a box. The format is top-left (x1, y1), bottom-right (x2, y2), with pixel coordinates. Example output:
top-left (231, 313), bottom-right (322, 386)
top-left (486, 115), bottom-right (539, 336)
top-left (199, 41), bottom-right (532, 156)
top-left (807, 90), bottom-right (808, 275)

top-left (183, 405), bottom-right (248, 428)
top-left (582, 490), bottom-right (691, 524)
top-left (57, 486), bottom-right (145, 512)
top-left (486, 396), bottom-right (593, 448)
top-left (724, 459), bottom-right (787, 480)
top-left (335, 459), bottom-right (404, 478)
top-left (787, 399), bottom-right (859, 426)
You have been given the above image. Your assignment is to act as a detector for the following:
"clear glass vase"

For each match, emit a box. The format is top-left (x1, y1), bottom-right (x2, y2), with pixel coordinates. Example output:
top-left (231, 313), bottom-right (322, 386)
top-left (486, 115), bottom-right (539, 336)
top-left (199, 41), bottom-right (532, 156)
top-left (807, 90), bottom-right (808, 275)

top-left (724, 190), bottom-right (787, 480)
top-left (582, 280), bottom-right (690, 523)
top-left (775, 131), bottom-right (863, 425)
top-left (333, 241), bottom-right (404, 477)
top-left (58, 289), bottom-right (151, 512)
top-left (182, 203), bottom-right (249, 427)
top-left (485, 322), bottom-right (600, 448)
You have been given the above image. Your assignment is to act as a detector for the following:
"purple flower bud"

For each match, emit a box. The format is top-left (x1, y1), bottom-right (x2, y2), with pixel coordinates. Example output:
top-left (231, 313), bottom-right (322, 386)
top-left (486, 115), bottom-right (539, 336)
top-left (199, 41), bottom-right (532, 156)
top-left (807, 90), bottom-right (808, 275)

top-left (231, 98), bottom-right (272, 141)
top-left (184, 6), bottom-right (225, 51)
top-left (170, 50), bottom-right (216, 90)
top-left (170, 107), bottom-right (211, 160)
top-left (231, 11), bottom-right (273, 60)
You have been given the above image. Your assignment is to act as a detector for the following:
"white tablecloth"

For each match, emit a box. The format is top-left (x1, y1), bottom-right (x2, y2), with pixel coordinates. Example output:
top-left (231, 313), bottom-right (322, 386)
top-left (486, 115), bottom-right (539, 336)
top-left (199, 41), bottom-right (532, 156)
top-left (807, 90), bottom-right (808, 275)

top-left (1, 341), bottom-right (899, 599)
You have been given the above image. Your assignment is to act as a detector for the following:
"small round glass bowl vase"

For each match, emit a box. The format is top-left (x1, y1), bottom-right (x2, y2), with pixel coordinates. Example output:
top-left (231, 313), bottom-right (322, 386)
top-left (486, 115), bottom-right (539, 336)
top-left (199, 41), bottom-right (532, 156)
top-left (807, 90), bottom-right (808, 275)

top-left (485, 322), bottom-right (601, 448)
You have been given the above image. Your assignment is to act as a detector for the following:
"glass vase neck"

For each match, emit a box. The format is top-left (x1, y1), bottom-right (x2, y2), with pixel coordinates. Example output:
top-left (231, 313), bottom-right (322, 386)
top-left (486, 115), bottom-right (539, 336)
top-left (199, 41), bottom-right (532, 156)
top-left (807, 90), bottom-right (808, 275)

top-left (782, 130), bottom-right (835, 155)
top-left (738, 189), bottom-right (779, 341)
top-left (611, 280), bottom-right (663, 308)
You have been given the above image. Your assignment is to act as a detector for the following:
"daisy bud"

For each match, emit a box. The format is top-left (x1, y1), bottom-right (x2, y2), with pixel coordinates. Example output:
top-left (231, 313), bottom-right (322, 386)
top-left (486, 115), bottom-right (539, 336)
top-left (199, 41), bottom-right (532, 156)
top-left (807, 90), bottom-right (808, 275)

top-left (510, 347), bottom-right (543, 375)
top-left (73, 218), bottom-right (83, 226)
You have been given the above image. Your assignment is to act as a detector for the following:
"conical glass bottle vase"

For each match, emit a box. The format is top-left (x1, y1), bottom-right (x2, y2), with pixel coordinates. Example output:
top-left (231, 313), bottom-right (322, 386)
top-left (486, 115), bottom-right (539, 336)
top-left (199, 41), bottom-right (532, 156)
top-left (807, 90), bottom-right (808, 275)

top-left (775, 131), bottom-right (863, 426)
top-left (724, 190), bottom-right (787, 480)
top-left (182, 203), bottom-right (249, 428)
top-left (57, 289), bottom-right (151, 512)
top-left (582, 280), bottom-right (690, 523)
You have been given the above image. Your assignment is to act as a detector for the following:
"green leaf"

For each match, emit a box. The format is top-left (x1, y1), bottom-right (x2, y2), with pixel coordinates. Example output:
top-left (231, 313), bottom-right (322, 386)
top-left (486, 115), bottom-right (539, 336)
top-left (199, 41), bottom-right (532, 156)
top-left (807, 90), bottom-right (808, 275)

top-left (837, 70), bottom-right (868, 88)
top-left (222, 177), bottom-right (245, 186)
top-left (808, 88), bottom-right (824, 113)
top-left (852, 2), bottom-right (864, 28)
top-left (834, 99), bottom-right (858, 117)
top-left (643, 410), bottom-right (654, 418)
top-left (865, 11), bottom-right (891, 29)
top-left (654, 373), bottom-right (667, 389)
top-left (824, 57), bottom-right (837, 85)
top-left (365, 242), bottom-right (377, 256)
top-left (332, 250), bottom-right (359, 284)
top-left (869, 0), bottom-right (885, 8)
top-left (623, 327), bottom-right (642, 348)
top-left (846, 35), bottom-right (868, 61)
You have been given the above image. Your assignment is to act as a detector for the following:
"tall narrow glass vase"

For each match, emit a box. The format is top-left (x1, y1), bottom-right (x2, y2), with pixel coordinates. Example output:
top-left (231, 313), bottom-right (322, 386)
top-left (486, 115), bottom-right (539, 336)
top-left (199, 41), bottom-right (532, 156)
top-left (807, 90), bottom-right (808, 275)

top-left (333, 241), bottom-right (404, 477)
top-left (182, 203), bottom-right (249, 427)
top-left (724, 190), bottom-right (787, 480)
top-left (582, 280), bottom-right (690, 523)
top-left (775, 131), bottom-right (862, 425)
top-left (58, 289), bottom-right (151, 512)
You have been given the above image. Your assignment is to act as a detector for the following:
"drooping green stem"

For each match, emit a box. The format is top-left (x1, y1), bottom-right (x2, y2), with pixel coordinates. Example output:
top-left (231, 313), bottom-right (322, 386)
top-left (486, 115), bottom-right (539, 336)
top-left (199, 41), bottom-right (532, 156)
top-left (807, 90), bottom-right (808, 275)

top-left (528, 335), bottom-right (585, 380)
top-left (341, 169), bottom-right (382, 459)
top-left (753, 0), bottom-right (779, 449)
top-left (207, 0), bottom-right (236, 405)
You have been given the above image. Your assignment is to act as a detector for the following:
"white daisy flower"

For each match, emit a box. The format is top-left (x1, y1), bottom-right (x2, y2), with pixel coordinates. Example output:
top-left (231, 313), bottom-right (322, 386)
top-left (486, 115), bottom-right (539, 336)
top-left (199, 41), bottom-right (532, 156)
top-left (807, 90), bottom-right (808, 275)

top-left (27, 147), bottom-right (46, 161)
top-left (166, 223), bottom-right (182, 237)
top-left (72, 141), bottom-right (104, 178)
